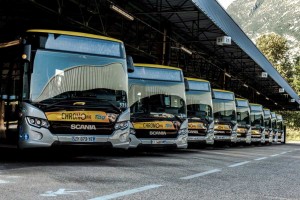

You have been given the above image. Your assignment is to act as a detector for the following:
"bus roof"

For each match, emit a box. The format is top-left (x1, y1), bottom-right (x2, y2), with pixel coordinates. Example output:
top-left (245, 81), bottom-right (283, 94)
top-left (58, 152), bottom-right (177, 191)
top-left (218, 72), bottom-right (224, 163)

top-left (213, 89), bottom-right (234, 93)
top-left (185, 77), bottom-right (209, 82)
top-left (236, 98), bottom-right (248, 101)
top-left (27, 29), bottom-right (123, 43)
top-left (249, 103), bottom-right (262, 106)
top-left (134, 63), bottom-right (182, 71)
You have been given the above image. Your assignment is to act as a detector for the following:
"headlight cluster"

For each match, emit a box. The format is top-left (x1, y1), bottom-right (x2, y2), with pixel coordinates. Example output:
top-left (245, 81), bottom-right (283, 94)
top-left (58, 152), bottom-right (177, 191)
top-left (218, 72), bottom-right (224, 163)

top-left (178, 128), bottom-right (188, 135)
top-left (26, 117), bottom-right (49, 128)
top-left (115, 121), bottom-right (129, 130)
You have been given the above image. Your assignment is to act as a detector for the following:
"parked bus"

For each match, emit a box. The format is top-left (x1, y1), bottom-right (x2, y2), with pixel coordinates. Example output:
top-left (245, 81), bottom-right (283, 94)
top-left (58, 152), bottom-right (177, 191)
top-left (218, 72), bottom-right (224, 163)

top-left (271, 112), bottom-right (278, 142)
top-left (185, 78), bottom-right (214, 145)
top-left (0, 29), bottom-right (133, 149)
top-left (212, 89), bottom-right (237, 143)
top-left (263, 108), bottom-right (273, 143)
top-left (249, 103), bottom-right (265, 144)
top-left (128, 64), bottom-right (188, 148)
top-left (235, 98), bottom-right (251, 144)
top-left (276, 114), bottom-right (284, 143)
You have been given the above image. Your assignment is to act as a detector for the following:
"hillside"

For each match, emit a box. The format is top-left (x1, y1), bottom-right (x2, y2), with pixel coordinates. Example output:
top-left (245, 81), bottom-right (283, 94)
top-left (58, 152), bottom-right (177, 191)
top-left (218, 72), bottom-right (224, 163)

top-left (227, 0), bottom-right (300, 59)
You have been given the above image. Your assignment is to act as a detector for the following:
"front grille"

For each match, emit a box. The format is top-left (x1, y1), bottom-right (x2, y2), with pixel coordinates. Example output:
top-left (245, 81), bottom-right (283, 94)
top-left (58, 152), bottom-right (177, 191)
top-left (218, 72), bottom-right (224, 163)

top-left (135, 130), bottom-right (178, 139)
top-left (49, 121), bottom-right (114, 135)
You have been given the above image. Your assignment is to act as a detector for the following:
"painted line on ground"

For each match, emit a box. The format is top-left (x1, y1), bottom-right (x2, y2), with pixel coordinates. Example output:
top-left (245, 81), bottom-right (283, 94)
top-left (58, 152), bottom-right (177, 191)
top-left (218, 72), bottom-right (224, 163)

top-left (89, 184), bottom-right (162, 200)
top-left (180, 169), bottom-right (222, 180)
top-left (254, 157), bottom-right (268, 161)
top-left (228, 161), bottom-right (250, 168)
top-left (280, 152), bottom-right (287, 155)
top-left (270, 154), bottom-right (280, 157)
top-left (0, 180), bottom-right (9, 184)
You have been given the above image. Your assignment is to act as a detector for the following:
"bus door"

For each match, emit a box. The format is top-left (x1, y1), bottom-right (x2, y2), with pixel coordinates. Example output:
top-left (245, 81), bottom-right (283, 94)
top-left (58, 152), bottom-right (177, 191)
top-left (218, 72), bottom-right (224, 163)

top-left (0, 44), bottom-right (22, 145)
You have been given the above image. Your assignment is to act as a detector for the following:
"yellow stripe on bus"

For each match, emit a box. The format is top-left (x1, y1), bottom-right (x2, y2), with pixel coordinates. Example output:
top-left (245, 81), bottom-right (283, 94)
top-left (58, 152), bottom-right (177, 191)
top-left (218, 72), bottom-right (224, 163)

top-left (134, 63), bottom-right (182, 71)
top-left (27, 29), bottom-right (123, 43)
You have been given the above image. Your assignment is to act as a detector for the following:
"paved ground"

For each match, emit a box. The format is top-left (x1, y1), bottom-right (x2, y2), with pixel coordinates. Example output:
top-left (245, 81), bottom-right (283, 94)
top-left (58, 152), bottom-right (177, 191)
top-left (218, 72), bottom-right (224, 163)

top-left (0, 143), bottom-right (299, 200)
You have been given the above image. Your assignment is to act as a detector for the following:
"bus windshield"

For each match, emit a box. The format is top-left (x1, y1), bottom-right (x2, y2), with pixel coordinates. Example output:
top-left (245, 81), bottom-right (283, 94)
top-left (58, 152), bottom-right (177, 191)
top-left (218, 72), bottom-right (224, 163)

top-left (186, 90), bottom-right (212, 119)
top-left (251, 112), bottom-right (264, 126)
top-left (213, 99), bottom-right (236, 122)
top-left (265, 118), bottom-right (271, 128)
top-left (30, 49), bottom-right (127, 112)
top-left (237, 107), bottom-right (250, 125)
top-left (129, 80), bottom-right (186, 118)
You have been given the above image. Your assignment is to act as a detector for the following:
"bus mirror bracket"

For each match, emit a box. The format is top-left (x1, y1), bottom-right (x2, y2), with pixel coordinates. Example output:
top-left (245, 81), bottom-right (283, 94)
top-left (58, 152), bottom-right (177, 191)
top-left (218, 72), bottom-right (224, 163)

top-left (184, 78), bottom-right (190, 91)
top-left (22, 44), bottom-right (31, 62)
top-left (126, 55), bottom-right (134, 73)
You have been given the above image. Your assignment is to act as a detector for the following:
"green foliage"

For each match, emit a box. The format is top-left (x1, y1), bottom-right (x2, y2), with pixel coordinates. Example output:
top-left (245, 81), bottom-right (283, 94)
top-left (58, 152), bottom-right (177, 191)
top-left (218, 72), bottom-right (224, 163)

top-left (256, 34), bottom-right (300, 139)
top-left (256, 33), bottom-right (293, 83)
top-left (293, 57), bottom-right (300, 93)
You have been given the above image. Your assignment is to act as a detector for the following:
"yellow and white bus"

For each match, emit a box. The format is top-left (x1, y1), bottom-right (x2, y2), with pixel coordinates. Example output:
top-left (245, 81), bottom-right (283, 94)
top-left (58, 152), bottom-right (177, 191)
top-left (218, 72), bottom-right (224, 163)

top-left (128, 64), bottom-right (188, 148)
top-left (235, 98), bottom-right (251, 144)
top-left (276, 114), bottom-right (284, 143)
top-left (263, 108), bottom-right (273, 143)
top-left (185, 78), bottom-right (214, 145)
top-left (271, 112), bottom-right (278, 142)
top-left (212, 89), bottom-right (238, 143)
top-left (249, 103), bottom-right (265, 144)
top-left (0, 29), bottom-right (133, 149)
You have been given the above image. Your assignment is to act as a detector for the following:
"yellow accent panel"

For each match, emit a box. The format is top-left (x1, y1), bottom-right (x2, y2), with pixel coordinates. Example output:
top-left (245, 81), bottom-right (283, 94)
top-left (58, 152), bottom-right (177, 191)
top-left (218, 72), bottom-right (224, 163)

top-left (237, 128), bottom-right (247, 133)
top-left (251, 129), bottom-right (260, 135)
top-left (214, 124), bottom-right (231, 130)
top-left (133, 63), bottom-right (182, 71)
top-left (188, 122), bottom-right (206, 130)
top-left (263, 108), bottom-right (270, 111)
top-left (27, 29), bottom-right (123, 43)
top-left (45, 111), bottom-right (109, 123)
top-left (213, 89), bottom-right (234, 93)
top-left (133, 121), bottom-right (175, 130)
top-left (185, 77), bottom-right (209, 82)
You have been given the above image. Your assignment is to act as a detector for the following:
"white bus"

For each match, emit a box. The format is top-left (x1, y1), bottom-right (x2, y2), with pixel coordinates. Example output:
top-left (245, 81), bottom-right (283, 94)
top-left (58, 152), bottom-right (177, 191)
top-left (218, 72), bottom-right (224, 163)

top-left (0, 29), bottom-right (133, 149)
top-left (128, 64), bottom-right (188, 148)
top-left (235, 98), bottom-right (251, 144)
top-left (212, 89), bottom-right (238, 143)
top-left (185, 78), bottom-right (214, 145)
top-left (249, 103), bottom-right (265, 144)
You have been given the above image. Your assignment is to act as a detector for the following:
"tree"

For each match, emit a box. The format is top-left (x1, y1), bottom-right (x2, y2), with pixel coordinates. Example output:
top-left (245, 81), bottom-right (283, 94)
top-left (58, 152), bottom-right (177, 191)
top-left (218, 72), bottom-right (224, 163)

top-left (293, 57), bottom-right (300, 93)
top-left (256, 33), bottom-right (300, 140)
top-left (256, 33), bottom-right (293, 83)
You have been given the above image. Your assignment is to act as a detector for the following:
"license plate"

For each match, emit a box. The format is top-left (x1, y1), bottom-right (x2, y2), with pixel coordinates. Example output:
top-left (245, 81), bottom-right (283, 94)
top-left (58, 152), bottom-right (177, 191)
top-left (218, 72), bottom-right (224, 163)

top-left (72, 136), bottom-right (96, 142)
top-left (151, 140), bottom-right (167, 144)
top-left (188, 136), bottom-right (204, 141)
top-left (215, 136), bottom-right (230, 139)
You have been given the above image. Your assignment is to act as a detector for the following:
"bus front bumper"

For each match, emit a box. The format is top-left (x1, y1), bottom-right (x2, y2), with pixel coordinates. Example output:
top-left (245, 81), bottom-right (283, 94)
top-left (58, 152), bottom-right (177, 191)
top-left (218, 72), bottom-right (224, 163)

top-left (18, 126), bottom-right (130, 149)
top-left (188, 131), bottom-right (214, 145)
top-left (129, 134), bottom-right (188, 149)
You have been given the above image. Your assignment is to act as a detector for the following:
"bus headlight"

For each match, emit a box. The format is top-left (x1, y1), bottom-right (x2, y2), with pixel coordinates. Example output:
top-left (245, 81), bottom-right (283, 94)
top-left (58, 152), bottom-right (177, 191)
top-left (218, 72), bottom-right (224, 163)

top-left (178, 128), bottom-right (188, 135)
top-left (26, 117), bottom-right (49, 128)
top-left (115, 121), bottom-right (129, 130)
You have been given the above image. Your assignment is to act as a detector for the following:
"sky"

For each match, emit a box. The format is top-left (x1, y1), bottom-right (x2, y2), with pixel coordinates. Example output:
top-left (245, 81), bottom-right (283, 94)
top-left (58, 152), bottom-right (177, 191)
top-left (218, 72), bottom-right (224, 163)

top-left (217, 0), bottom-right (237, 9)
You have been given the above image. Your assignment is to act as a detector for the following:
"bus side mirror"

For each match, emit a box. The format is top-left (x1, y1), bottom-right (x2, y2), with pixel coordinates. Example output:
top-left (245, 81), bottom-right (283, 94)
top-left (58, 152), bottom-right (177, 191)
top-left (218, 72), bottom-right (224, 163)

top-left (126, 56), bottom-right (134, 73)
top-left (22, 44), bottom-right (31, 62)
top-left (184, 78), bottom-right (190, 91)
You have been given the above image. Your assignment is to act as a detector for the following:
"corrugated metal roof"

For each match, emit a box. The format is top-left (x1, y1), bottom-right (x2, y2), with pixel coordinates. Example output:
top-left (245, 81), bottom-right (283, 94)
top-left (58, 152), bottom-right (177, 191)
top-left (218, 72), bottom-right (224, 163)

top-left (192, 0), bottom-right (300, 105)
